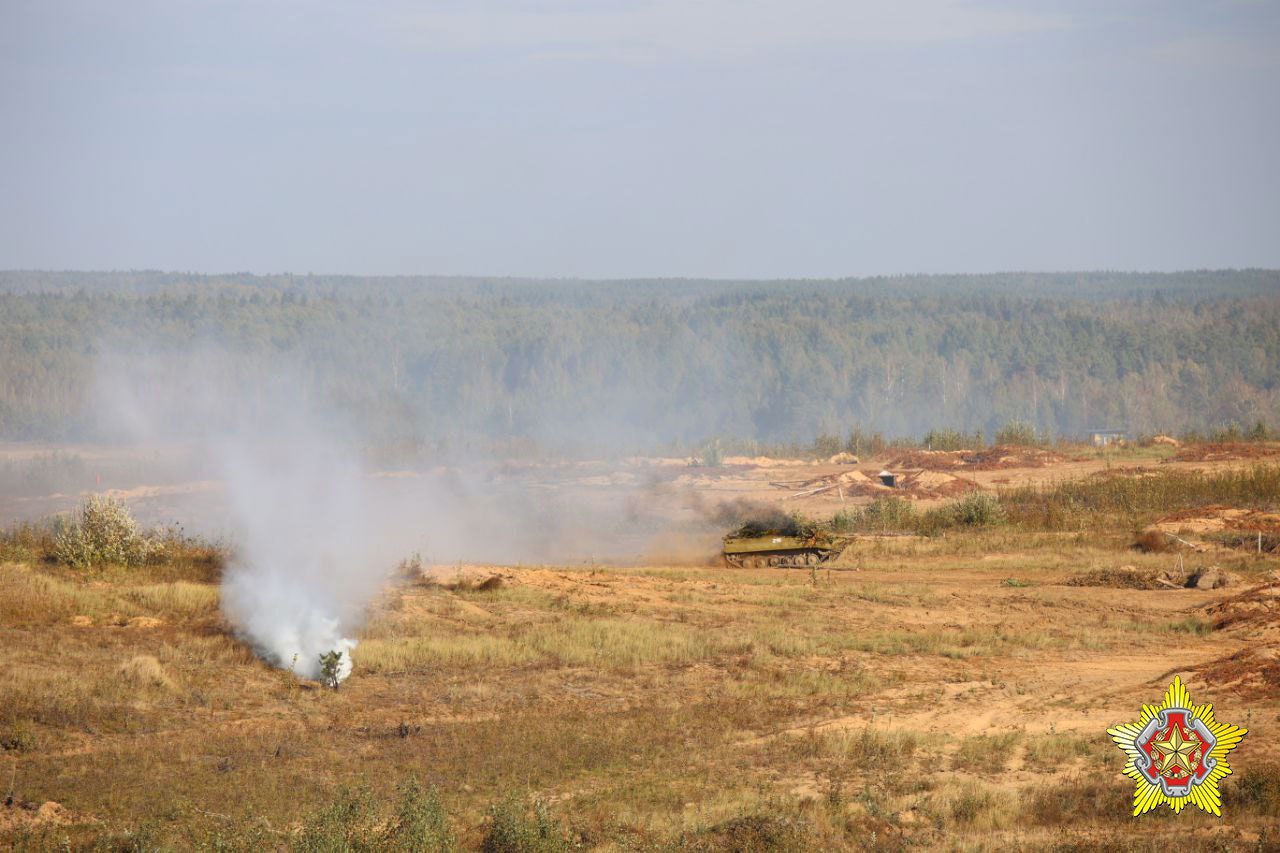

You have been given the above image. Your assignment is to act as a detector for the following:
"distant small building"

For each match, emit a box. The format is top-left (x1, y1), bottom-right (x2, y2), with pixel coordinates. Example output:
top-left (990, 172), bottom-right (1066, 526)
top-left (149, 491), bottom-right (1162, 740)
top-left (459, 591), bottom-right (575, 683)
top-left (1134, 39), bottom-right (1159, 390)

top-left (1090, 430), bottom-right (1126, 447)
top-left (878, 470), bottom-right (897, 487)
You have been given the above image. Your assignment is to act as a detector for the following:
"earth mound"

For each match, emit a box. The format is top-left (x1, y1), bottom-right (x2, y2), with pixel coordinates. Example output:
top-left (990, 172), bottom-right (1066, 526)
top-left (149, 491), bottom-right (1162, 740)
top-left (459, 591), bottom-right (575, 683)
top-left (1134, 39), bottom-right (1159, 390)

top-left (885, 445), bottom-right (1069, 471)
top-left (1165, 442), bottom-right (1280, 463)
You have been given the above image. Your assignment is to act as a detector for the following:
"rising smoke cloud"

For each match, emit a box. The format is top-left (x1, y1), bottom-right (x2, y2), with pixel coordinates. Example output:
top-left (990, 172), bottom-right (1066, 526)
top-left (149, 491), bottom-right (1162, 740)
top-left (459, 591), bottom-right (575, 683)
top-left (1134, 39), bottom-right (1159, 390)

top-left (96, 348), bottom-right (400, 682)
top-left (90, 342), bottom-right (719, 681)
top-left (214, 418), bottom-right (377, 681)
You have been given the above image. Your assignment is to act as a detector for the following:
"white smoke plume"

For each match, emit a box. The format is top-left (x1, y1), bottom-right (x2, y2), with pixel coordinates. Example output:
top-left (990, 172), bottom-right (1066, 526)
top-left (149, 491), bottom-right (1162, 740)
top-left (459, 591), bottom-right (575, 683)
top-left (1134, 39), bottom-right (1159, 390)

top-left (88, 343), bottom-right (697, 681)
top-left (95, 349), bottom-right (395, 683)
top-left (214, 421), bottom-right (376, 682)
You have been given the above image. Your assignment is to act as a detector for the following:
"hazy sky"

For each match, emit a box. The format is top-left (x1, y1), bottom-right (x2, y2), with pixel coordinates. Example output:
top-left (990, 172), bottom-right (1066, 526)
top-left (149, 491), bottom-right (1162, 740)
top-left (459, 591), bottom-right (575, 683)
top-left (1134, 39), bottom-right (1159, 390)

top-left (2, 1), bottom-right (1278, 278)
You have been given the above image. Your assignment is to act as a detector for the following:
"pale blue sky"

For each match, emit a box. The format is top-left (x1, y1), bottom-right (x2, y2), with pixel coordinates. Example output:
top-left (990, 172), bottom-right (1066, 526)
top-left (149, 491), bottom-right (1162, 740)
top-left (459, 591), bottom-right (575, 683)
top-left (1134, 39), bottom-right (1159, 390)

top-left (2, 1), bottom-right (1277, 277)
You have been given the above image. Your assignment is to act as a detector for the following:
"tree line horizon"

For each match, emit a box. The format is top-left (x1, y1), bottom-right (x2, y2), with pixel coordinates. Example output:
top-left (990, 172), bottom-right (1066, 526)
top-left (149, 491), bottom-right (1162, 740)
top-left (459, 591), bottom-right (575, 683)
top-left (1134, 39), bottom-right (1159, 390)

top-left (1, 269), bottom-right (1277, 457)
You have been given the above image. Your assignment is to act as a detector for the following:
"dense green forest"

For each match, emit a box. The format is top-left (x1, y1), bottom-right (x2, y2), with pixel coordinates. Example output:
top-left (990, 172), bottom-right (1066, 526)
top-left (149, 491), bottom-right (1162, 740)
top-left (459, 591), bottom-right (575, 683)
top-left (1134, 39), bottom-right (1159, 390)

top-left (1, 270), bottom-right (1278, 454)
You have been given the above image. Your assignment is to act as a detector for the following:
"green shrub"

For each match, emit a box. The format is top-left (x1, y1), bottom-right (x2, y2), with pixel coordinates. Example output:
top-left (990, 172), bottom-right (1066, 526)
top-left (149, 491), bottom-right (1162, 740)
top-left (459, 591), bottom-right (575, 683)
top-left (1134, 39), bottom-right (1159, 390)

top-left (683, 811), bottom-right (813, 851)
top-left (922, 429), bottom-right (983, 451)
top-left (700, 440), bottom-right (724, 468)
top-left (845, 427), bottom-right (887, 458)
top-left (385, 780), bottom-right (456, 851)
top-left (810, 433), bottom-right (844, 459)
top-left (1225, 763), bottom-right (1280, 818)
top-left (1000, 463), bottom-right (1280, 531)
top-left (946, 492), bottom-right (1005, 526)
top-left (318, 650), bottom-right (344, 690)
top-left (861, 496), bottom-right (916, 530)
top-left (295, 786), bottom-right (380, 852)
top-left (994, 420), bottom-right (1041, 446)
top-left (481, 797), bottom-right (571, 853)
top-left (830, 509), bottom-right (857, 533)
top-left (54, 494), bottom-right (157, 570)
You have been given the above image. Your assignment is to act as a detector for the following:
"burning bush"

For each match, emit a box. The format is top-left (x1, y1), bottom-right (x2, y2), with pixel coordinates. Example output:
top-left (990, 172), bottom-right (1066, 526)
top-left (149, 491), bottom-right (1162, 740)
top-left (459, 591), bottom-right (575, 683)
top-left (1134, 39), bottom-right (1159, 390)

top-left (54, 495), bottom-right (157, 570)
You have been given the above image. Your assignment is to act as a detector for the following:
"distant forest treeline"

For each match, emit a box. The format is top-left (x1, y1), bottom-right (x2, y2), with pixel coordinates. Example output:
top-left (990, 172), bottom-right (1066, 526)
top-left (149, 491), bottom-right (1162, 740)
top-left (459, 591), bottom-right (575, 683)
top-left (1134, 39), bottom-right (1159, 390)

top-left (1, 270), bottom-right (1278, 454)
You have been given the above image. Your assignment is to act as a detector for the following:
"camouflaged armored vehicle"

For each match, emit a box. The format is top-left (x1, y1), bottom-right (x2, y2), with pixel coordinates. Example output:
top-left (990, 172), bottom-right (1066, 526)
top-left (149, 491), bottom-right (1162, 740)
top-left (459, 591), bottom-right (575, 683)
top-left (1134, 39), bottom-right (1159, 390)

top-left (721, 517), bottom-right (851, 568)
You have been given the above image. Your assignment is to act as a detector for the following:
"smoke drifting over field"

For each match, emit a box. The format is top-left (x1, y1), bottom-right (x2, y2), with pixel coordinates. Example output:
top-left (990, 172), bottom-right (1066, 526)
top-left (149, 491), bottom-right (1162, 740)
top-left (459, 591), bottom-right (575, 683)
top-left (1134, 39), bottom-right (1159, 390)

top-left (91, 347), bottom-right (691, 680)
top-left (97, 352), bottom-right (403, 682)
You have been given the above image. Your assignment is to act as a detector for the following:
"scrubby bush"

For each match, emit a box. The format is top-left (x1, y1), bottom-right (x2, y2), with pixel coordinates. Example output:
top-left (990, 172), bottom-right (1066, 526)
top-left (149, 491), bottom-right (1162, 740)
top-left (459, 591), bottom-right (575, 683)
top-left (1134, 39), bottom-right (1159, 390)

top-left (844, 427), bottom-right (887, 458)
top-left (682, 812), bottom-right (813, 851)
top-left (1224, 763), bottom-right (1280, 818)
top-left (700, 439), bottom-right (724, 468)
top-left (861, 496), bottom-right (917, 530)
top-left (295, 786), bottom-right (379, 852)
top-left (54, 494), bottom-right (157, 570)
top-left (829, 508), bottom-right (857, 533)
top-left (481, 797), bottom-right (571, 853)
top-left (994, 420), bottom-right (1041, 446)
top-left (0, 521), bottom-right (60, 563)
top-left (945, 492), bottom-right (1005, 526)
top-left (386, 780), bottom-right (456, 851)
top-left (811, 433), bottom-right (844, 459)
top-left (922, 429), bottom-right (984, 451)
top-left (318, 650), bottom-right (344, 690)
top-left (1001, 463), bottom-right (1280, 531)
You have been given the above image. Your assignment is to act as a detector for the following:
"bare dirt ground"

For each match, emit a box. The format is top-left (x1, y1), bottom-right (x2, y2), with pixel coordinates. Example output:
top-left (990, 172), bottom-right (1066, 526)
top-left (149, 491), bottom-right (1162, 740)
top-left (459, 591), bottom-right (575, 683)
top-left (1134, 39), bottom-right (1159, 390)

top-left (1, 445), bottom-right (1278, 848)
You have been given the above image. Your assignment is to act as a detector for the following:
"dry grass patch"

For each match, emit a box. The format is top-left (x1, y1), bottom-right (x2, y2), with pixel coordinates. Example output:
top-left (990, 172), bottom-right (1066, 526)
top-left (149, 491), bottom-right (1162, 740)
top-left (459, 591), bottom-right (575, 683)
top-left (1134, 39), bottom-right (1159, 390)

top-left (1024, 774), bottom-right (1138, 826)
top-left (523, 617), bottom-right (732, 670)
top-left (116, 654), bottom-right (180, 693)
top-left (125, 581), bottom-right (219, 618)
top-left (844, 625), bottom-right (1061, 658)
top-left (726, 661), bottom-right (898, 702)
top-left (0, 563), bottom-right (137, 624)
top-left (812, 726), bottom-right (921, 766)
top-left (1, 667), bottom-right (115, 732)
top-left (355, 634), bottom-right (539, 674)
top-left (746, 625), bottom-right (819, 658)
top-left (1024, 732), bottom-right (1106, 771)
top-left (951, 731), bottom-right (1021, 774)
top-left (925, 780), bottom-right (1018, 832)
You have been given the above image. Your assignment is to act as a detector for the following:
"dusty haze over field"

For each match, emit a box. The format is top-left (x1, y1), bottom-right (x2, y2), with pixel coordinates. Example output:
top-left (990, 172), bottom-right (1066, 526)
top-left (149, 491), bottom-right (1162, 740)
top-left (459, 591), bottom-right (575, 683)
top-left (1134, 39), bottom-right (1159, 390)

top-left (3, 1), bottom-right (1279, 277)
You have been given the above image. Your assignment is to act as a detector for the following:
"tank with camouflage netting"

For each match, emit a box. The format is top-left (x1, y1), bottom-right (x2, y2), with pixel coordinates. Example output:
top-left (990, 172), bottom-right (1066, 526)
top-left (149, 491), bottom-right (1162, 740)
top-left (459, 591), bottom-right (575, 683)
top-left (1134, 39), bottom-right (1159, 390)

top-left (721, 515), bottom-right (851, 568)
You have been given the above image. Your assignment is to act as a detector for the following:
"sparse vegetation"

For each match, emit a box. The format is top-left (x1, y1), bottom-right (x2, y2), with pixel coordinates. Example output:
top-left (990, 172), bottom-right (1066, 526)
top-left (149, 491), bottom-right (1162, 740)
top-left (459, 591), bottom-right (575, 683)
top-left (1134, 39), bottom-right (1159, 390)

top-left (693, 439), bottom-right (725, 468)
top-left (938, 492), bottom-right (1005, 527)
top-left (1, 446), bottom-right (1277, 849)
top-left (999, 463), bottom-right (1280, 531)
top-left (54, 494), bottom-right (157, 570)
top-left (994, 420), bottom-right (1043, 447)
top-left (481, 797), bottom-right (570, 853)
top-left (858, 496), bottom-right (917, 531)
top-left (923, 428), bottom-right (984, 451)
top-left (318, 650), bottom-right (344, 689)
top-left (952, 732), bottom-right (1021, 774)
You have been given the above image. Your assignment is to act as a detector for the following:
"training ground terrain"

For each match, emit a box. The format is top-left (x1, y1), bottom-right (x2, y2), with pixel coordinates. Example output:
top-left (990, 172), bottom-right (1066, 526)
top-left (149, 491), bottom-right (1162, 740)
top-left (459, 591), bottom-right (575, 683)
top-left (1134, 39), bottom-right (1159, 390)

top-left (2, 441), bottom-right (1279, 850)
